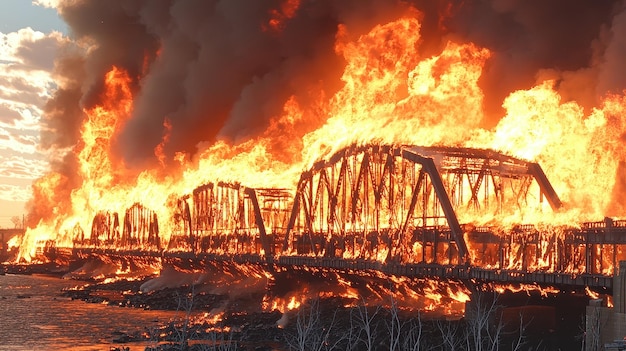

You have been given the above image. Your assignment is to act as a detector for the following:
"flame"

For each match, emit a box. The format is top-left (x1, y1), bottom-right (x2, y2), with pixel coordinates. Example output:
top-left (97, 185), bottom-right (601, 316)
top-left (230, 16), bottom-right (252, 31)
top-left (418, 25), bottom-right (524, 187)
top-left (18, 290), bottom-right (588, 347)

top-left (471, 81), bottom-right (626, 222)
top-left (492, 283), bottom-right (561, 298)
top-left (199, 311), bottom-right (226, 326)
top-left (78, 67), bottom-right (132, 187)
top-left (19, 66), bottom-right (186, 260)
top-left (301, 19), bottom-right (491, 165)
top-left (17, 8), bottom-right (626, 283)
top-left (266, 0), bottom-right (301, 32)
top-left (585, 286), bottom-right (600, 300)
top-left (7, 235), bottom-right (21, 250)
top-left (263, 293), bottom-right (305, 314)
top-left (154, 118), bottom-right (173, 167)
top-left (261, 267), bottom-right (470, 316)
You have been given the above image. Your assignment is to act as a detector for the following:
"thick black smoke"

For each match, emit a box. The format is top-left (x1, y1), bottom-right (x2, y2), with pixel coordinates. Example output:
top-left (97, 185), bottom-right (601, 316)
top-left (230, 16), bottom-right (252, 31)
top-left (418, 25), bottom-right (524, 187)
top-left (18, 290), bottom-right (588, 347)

top-left (33, 0), bottom-right (626, 222)
top-left (468, 0), bottom-right (626, 124)
top-left (49, 0), bottom-right (415, 168)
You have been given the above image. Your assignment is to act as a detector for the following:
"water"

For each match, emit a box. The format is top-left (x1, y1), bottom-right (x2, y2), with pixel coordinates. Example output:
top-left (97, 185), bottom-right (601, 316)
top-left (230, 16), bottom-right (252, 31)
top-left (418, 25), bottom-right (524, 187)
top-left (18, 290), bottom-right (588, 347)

top-left (0, 273), bottom-right (179, 351)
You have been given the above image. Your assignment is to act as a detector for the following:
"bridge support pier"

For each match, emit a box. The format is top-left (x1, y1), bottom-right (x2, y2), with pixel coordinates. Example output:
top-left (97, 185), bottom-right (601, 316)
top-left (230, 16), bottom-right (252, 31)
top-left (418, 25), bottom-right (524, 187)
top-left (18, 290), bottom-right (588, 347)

top-left (586, 261), bottom-right (626, 351)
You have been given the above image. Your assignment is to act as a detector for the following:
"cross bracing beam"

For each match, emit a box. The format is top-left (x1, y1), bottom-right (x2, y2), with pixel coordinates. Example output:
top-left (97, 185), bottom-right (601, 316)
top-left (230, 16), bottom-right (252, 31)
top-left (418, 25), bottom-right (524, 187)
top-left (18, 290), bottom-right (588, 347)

top-left (89, 211), bottom-right (120, 247)
top-left (283, 144), bottom-right (562, 265)
top-left (407, 145), bottom-right (562, 211)
top-left (122, 203), bottom-right (160, 249)
top-left (71, 143), bottom-right (626, 286)
top-left (284, 145), bottom-right (466, 262)
top-left (168, 196), bottom-right (193, 251)
top-left (408, 146), bottom-right (535, 176)
top-left (190, 182), bottom-right (291, 258)
top-left (399, 148), bottom-right (468, 262)
top-left (75, 205), bottom-right (158, 251)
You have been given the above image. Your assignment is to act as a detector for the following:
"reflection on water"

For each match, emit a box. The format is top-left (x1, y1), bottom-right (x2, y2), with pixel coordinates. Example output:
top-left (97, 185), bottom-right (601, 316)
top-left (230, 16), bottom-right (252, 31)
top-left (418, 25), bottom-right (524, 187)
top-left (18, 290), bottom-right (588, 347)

top-left (0, 273), bottom-right (178, 351)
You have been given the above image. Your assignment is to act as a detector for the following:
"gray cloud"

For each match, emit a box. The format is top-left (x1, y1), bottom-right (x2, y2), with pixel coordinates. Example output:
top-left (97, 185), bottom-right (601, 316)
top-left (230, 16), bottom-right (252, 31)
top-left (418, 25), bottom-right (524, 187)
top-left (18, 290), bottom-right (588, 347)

top-left (597, 1), bottom-right (626, 95)
top-left (443, 0), bottom-right (619, 122)
top-left (0, 103), bottom-right (22, 124)
top-left (15, 32), bottom-right (65, 71)
top-left (0, 77), bottom-right (48, 106)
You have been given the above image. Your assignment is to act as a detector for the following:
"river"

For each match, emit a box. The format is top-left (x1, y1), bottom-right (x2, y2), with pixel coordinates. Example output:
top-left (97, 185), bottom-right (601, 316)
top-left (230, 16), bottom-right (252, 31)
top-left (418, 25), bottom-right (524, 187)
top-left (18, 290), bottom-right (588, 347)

top-left (0, 273), bottom-right (179, 351)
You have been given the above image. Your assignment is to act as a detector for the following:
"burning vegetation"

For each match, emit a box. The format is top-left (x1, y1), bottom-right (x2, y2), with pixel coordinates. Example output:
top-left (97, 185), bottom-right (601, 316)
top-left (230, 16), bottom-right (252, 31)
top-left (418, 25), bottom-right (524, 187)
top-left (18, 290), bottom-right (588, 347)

top-left (6, 1), bottom-right (626, 346)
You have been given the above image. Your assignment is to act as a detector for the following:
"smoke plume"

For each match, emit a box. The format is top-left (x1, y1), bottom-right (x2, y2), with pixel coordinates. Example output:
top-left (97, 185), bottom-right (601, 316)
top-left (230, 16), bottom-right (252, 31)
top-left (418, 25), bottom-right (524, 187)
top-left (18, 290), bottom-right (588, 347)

top-left (31, 0), bottom-right (626, 224)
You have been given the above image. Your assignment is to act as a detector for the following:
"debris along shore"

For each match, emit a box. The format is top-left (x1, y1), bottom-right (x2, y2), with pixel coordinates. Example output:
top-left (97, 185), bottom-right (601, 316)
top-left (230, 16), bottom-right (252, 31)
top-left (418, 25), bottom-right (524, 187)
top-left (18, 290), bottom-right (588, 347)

top-left (61, 274), bottom-right (466, 351)
top-left (60, 275), bottom-right (338, 351)
top-left (4, 258), bottom-right (585, 350)
top-left (4, 258), bottom-right (454, 350)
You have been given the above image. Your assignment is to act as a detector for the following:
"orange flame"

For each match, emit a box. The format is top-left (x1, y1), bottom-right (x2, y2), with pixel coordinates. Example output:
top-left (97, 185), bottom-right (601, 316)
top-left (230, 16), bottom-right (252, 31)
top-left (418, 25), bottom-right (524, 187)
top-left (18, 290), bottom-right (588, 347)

top-left (16, 7), bottom-right (626, 284)
top-left (263, 293), bottom-right (305, 314)
top-left (266, 0), bottom-right (301, 32)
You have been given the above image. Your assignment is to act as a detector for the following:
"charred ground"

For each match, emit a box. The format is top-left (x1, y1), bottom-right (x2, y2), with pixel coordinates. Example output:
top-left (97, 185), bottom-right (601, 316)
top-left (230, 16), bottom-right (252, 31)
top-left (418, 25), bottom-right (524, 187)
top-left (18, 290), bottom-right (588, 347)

top-left (1, 255), bottom-right (592, 351)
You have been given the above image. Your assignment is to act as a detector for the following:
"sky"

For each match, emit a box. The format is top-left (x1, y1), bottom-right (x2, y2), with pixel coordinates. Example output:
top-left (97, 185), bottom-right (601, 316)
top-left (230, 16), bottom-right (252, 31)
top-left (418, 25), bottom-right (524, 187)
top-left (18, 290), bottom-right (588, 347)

top-left (0, 0), bottom-right (625, 232)
top-left (0, 0), bottom-right (66, 228)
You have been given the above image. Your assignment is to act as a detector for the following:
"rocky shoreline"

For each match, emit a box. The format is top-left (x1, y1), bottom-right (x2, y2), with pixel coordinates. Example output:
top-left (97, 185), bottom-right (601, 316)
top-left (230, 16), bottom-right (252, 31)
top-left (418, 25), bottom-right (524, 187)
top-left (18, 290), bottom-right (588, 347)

top-left (1, 262), bottom-right (284, 350)
top-left (60, 276), bottom-right (358, 351)
top-left (2, 259), bottom-right (588, 351)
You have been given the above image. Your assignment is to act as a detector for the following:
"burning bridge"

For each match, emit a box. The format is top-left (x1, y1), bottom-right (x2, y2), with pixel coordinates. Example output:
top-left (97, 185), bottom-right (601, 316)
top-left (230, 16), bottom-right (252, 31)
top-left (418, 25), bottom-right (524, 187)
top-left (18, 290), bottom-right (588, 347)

top-left (71, 145), bottom-right (624, 291)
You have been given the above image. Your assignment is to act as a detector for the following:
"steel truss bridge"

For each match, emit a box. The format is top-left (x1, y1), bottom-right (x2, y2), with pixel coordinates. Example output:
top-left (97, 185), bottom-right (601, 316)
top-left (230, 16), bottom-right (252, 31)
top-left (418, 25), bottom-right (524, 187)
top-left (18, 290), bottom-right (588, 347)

top-left (66, 144), bottom-right (626, 291)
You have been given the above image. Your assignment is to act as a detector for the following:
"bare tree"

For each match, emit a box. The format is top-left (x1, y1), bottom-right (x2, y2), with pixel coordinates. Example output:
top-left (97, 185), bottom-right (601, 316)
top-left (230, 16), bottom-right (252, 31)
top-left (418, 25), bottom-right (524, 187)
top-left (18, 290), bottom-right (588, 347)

top-left (171, 284), bottom-right (197, 351)
top-left (509, 312), bottom-right (528, 351)
top-left (464, 290), bottom-right (502, 351)
top-left (200, 327), bottom-right (239, 351)
top-left (436, 319), bottom-right (463, 351)
top-left (351, 299), bottom-right (381, 351)
top-left (343, 307), bottom-right (360, 351)
top-left (351, 296), bottom-right (429, 351)
top-left (387, 297), bottom-right (402, 351)
top-left (402, 309), bottom-right (424, 351)
top-left (10, 216), bottom-right (21, 229)
top-left (387, 295), bottom-right (436, 351)
top-left (286, 298), bottom-right (342, 351)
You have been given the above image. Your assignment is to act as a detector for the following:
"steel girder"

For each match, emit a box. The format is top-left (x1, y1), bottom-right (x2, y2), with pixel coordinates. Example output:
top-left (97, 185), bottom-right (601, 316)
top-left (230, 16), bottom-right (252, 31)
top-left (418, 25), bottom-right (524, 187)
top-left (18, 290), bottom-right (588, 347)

top-left (71, 144), bottom-right (564, 270)
top-left (167, 197), bottom-right (193, 251)
top-left (283, 145), bottom-right (465, 262)
top-left (190, 182), bottom-right (291, 258)
top-left (407, 146), bottom-right (562, 213)
top-left (90, 211), bottom-right (120, 246)
top-left (122, 203), bottom-right (160, 249)
top-left (62, 142), bottom-right (626, 287)
top-left (76, 205), bottom-right (160, 250)
top-left (283, 144), bottom-right (562, 264)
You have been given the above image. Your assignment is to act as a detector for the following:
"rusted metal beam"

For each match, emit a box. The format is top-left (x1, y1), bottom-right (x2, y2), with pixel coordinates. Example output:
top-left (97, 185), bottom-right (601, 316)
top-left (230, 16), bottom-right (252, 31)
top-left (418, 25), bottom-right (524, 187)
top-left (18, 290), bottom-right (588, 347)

top-left (243, 187), bottom-right (272, 263)
top-left (401, 149), bottom-right (469, 263)
top-left (527, 162), bottom-right (562, 210)
top-left (72, 143), bottom-right (624, 291)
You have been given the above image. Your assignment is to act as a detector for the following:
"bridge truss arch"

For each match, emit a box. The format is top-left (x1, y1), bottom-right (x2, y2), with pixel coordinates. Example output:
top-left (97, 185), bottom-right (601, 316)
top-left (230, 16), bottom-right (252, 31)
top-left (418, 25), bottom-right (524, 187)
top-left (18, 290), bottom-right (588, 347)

top-left (283, 144), bottom-right (562, 265)
top-left (189, 182), bottom-right (292, 259)
top-left (90, 211), bottom-right (120, 247)
top-left (121, 203), bottom-right (160, 249)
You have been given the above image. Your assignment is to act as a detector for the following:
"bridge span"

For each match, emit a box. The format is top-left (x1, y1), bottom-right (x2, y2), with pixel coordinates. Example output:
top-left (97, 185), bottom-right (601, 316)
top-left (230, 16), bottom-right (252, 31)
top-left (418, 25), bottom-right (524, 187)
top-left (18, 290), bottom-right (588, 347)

top-left (52, 144), bottom-right (625, 292)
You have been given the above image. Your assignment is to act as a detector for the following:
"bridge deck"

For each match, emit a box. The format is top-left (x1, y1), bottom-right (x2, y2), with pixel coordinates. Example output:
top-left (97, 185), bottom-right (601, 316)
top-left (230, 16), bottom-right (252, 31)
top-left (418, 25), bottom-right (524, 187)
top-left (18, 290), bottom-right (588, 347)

top-left (38, 145), bottom-right (623, 294)
top-left (70, 248), bottom-right (614, 291)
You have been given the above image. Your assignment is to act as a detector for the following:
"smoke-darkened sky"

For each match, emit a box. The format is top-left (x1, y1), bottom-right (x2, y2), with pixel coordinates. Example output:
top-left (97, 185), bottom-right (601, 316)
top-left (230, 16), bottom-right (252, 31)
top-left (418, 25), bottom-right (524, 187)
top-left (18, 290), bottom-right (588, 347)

top-left (44, 0), bottom-right (626, 168)
top-left (2, 0), bottom-right (626, 226)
